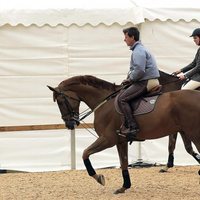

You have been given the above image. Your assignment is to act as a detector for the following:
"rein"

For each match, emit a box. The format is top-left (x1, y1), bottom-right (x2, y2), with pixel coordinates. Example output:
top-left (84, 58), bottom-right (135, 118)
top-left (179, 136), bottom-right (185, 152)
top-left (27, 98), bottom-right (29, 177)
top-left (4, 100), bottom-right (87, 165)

top-left (60, 82), bottom-right (132, 122)
top-left (56, 83), bottom-right (129, 130)
top-left (79, 85), bottom-right (126, 121)
top-left (54, 85), bottom-right (124, 138)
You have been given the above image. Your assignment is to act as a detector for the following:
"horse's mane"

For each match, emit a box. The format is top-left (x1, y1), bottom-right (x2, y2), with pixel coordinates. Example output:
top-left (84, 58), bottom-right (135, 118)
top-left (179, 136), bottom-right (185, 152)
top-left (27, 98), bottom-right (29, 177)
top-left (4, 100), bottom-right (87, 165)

top-left (58, 75), bottom-right (117, 91)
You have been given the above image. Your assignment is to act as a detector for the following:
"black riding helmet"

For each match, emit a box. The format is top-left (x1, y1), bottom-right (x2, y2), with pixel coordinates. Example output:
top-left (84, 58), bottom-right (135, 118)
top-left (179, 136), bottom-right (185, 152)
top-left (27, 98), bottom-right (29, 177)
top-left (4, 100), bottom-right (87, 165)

top-left (190, 28), bottom-right (200, 37)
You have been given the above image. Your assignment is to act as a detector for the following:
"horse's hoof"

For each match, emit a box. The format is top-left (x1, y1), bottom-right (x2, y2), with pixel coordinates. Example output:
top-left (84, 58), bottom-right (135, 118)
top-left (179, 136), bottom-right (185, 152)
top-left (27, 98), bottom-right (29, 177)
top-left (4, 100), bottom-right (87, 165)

top-left (113, 187), bottom-right (126, 194)
top-left (97, 174), bottom-right (105, 186)
top-left (159, 166), bottom-right (169, 173)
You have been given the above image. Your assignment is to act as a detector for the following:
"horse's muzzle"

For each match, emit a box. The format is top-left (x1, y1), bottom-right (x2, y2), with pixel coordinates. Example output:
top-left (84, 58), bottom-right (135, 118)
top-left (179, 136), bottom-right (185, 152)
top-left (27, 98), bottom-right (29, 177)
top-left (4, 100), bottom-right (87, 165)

top-left (65, 119), bottom-right (80, 130)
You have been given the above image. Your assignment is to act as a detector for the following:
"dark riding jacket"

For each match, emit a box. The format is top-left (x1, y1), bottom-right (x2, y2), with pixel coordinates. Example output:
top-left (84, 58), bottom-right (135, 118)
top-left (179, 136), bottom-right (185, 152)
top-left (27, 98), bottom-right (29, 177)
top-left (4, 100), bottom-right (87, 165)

top-left (181, 47), bottom-right (200, 82)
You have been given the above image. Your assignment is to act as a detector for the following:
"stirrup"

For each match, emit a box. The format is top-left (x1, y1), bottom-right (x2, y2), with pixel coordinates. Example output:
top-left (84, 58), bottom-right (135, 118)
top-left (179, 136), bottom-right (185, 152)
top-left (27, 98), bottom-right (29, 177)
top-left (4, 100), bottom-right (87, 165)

top-left (126, 128), bottom-right (139, 142)
top-left (120, 125), bottom-right (137, 134)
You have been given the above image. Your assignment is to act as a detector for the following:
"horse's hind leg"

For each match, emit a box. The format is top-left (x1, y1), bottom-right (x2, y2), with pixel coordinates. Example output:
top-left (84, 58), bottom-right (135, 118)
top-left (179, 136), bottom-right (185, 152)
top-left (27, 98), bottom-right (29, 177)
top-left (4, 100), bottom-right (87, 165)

top-left (180, 131), bottom-right (200, 164)
top-left (160, 133), bottom-right (178, 173)
top-left (185, 131), bottom-right (200, 176)
top-left (82, 136), bottom-right (115, 186)
top-left (114, 142), bottom-right (130, 194)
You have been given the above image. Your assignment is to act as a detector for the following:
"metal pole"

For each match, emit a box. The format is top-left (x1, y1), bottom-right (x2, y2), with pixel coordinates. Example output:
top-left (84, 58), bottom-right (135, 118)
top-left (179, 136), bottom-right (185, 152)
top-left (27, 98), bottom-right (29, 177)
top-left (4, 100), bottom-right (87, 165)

top-left (137, 142), bottom-right (143, 163)
top-left (70, 129), bottom-right (76, 169)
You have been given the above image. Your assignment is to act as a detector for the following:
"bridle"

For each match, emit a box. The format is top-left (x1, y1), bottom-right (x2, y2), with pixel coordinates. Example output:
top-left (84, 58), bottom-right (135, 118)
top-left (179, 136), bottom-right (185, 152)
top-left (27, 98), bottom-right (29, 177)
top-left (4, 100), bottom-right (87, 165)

top-left (58, 86), bottom-right (124, 121)
top-left (56, 91), bottom-right (80, 128)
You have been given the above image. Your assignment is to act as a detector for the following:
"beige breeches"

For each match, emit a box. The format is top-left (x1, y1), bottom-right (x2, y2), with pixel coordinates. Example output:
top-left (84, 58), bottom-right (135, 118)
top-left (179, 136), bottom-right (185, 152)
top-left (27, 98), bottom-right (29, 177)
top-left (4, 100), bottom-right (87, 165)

top-left (182, 80), bottom-right (200, 90)
top-left (147, 79), bottom-right (160, 91)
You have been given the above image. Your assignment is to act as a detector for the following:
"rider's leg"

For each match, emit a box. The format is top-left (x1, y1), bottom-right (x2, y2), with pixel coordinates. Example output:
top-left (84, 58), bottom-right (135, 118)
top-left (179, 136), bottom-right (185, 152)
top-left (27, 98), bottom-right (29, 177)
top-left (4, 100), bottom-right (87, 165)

top-left (182, 80), bottom-right (200, 90)
top-left (119, 99), bottom-right (139, 134)
top-left (147, 79), bottom-right (160, 91)
top-left (118, 80), bottom-right (147, 140)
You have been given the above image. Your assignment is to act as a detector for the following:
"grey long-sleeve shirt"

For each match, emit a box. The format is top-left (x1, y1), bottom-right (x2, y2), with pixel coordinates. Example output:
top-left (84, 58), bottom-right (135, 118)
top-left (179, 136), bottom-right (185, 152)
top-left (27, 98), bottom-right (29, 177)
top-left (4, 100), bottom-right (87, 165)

top-left (128, 41), bottom-right (160, 82)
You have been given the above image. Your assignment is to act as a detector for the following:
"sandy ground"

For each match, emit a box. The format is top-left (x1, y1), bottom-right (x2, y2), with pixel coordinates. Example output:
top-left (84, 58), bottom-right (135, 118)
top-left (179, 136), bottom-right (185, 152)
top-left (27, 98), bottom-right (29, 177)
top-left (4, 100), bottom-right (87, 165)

top-left (0, 165), bottom-right (200, 200)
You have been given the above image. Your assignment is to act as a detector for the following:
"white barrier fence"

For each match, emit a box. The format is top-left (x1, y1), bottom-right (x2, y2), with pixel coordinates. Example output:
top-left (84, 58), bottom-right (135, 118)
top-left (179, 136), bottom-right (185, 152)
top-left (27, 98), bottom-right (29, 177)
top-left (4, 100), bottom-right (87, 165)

top-left (0, 124), bottom-right (198, 172)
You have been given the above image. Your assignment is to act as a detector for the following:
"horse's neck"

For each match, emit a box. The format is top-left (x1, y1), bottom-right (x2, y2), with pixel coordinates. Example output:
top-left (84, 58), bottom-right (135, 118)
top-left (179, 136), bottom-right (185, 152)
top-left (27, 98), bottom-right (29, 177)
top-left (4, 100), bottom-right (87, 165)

top-left (161, 82), bottom-right (182, 92)
top-left (74, 85), bottom-right (114, 110)
top-left (159, 71), bottom-right (182, 92)
top-left (159, 71), bottom-right (176, 84)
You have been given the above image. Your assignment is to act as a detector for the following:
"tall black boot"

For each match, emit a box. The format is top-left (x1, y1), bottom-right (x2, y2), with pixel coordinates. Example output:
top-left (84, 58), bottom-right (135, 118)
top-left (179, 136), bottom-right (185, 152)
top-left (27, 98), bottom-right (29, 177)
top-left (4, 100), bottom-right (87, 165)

top-left (126, 122), bottom-right (139, 141)
top-left (121, 116), bottom-right (139, 141)
top-left (119, 101), bottom-right (139, 141)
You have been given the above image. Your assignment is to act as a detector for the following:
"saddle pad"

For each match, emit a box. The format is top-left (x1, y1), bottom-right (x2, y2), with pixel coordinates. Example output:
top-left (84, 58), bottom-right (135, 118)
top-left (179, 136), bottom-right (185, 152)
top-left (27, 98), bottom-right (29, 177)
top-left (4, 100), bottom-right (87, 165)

top-left (133, 95), bottom-right (159, 116)
top-left (114, 95), bottom-right (159, 116)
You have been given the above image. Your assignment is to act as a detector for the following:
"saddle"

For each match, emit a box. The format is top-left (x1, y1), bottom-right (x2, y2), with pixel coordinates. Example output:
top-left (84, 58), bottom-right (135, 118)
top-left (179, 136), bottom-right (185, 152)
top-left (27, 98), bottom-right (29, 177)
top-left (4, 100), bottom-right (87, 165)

top-left (115, 85), bottom-right (162, 116)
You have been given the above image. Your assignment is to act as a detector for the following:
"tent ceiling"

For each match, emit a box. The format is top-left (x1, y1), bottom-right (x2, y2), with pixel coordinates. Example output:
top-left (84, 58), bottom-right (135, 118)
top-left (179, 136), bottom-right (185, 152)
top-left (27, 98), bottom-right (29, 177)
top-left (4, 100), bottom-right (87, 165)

top-left (0, 0), bottom-right (200, 27)
top-left (0, 0), bottom-right (144, 27)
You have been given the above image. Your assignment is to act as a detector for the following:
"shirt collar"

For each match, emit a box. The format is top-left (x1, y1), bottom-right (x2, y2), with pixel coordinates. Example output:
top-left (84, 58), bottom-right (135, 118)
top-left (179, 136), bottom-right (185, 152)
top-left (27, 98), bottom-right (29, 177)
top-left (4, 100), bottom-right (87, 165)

top-left (130, 41), bottom-right (141, 51)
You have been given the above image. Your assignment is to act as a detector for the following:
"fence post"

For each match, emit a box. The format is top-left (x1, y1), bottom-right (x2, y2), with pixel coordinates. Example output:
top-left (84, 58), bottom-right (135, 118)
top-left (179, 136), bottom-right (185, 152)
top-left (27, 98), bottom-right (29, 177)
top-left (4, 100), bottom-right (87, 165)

top-left (137, 142), bottom-right (142, 162)
top-left (70, 129), bottom-right (76, 169)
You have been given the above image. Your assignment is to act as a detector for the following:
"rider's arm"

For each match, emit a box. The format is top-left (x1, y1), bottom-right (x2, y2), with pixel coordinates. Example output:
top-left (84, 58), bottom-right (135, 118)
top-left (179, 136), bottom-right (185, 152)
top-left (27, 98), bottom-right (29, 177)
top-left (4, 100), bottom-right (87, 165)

top-left (128, 49), bottom-right (146, 82)
top-left (182, 48), bottom-right (200, 79)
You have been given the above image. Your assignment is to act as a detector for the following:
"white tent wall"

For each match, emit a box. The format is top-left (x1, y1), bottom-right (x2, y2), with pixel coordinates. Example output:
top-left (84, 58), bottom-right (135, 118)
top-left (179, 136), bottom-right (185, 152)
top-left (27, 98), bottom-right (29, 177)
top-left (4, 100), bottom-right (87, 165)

top-left (0, 23), bottom-right (134, 126)
top-left (140, 19), bottom-right (200, 72)
top-left (0, 22), bottom-right (139, 171)
top-left (0, 0), bottom-right (200, 172)
top-left (0, 24), bottom-right (66, 126)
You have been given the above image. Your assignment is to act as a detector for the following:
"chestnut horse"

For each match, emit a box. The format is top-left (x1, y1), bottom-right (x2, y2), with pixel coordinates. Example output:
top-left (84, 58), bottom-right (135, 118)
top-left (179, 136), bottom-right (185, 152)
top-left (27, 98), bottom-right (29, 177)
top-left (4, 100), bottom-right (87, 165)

top-left (159, 70), bottom-right (200, 172)
top-left (48, 75), bottom-right (200, 194)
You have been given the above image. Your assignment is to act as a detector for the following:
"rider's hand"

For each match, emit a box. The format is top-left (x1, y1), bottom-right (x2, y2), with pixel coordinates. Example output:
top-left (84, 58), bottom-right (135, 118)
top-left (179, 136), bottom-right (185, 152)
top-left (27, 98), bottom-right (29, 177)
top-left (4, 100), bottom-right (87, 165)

top-left (172, 69), bottom-right (181, 76)
top-left (121, 79), bottom-right (132, 85)
top-left (177, 72), bottom-right (186, 80)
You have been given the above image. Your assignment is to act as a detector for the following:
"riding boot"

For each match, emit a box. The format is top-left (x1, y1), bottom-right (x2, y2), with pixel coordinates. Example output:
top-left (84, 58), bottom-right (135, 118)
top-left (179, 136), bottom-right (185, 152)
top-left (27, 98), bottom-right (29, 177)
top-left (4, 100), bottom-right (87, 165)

top-left (120, 103), bottom-right (139, 141)
top-left (123, 118), bottom-right (139, 142)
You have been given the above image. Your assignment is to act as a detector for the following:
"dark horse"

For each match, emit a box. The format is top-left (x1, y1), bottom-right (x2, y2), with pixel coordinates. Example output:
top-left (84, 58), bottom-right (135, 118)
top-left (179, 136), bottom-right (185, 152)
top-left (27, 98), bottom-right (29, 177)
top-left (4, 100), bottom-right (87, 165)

top-left (159, 70), bottom-right (200, 172)
top-left (48, 75), bottom-right (200, 194)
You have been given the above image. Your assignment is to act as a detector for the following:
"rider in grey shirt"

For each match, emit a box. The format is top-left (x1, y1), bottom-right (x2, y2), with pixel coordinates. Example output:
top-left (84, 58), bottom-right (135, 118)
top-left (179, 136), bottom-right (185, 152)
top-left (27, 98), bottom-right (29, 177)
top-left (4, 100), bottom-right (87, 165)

top-left (118, 27), bottom-right (160, 142)
top-left (128, 41), bottom-right (160, 82)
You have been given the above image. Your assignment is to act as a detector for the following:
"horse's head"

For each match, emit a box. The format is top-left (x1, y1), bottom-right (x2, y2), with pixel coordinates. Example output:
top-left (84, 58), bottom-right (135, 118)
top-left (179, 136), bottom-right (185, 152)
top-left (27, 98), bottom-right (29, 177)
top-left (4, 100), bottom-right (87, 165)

top-left (47, 85), bottom-right (80, 130)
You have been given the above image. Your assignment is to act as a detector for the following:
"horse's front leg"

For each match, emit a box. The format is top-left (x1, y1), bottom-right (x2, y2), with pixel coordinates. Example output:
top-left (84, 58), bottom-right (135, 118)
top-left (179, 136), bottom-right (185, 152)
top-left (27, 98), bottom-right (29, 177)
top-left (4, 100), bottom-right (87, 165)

top-left (82, 136), bottom-right (115, 186)
top-left (114, 142), bottom-right (130, 194)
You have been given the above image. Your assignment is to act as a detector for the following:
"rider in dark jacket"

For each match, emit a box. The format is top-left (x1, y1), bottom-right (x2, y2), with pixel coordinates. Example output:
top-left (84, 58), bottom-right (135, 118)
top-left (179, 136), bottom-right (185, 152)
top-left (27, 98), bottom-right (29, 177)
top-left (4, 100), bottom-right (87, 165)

top-left (173, 28), bottom-right (200, 89)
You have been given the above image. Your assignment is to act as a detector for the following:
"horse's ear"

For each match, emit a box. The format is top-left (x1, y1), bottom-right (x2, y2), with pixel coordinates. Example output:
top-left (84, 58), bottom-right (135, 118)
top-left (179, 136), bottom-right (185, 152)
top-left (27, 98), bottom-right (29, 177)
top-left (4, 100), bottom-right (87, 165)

top-left (47, 85), bottom-right (59, 102)
top-left (47, 85), bottom-right (56, 92)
